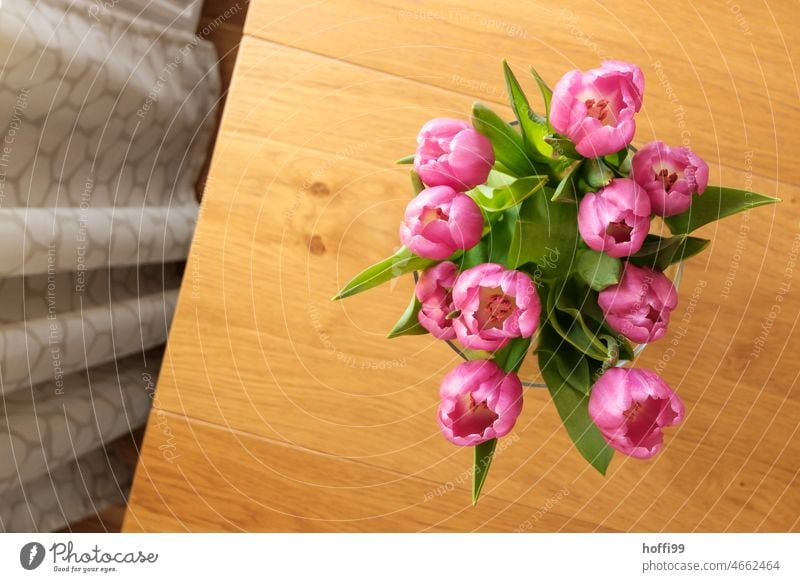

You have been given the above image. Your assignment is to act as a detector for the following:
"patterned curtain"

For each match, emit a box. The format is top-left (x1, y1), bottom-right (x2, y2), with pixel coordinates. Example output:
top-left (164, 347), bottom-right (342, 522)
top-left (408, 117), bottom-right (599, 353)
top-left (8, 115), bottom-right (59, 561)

top-left (0, 0), bottom-right (219, 531)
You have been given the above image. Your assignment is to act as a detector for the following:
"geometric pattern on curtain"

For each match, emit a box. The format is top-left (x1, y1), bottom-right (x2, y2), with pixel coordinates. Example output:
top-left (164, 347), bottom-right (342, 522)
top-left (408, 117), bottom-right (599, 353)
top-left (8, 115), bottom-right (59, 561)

top-left (0, 0), bottom-right (219, 531)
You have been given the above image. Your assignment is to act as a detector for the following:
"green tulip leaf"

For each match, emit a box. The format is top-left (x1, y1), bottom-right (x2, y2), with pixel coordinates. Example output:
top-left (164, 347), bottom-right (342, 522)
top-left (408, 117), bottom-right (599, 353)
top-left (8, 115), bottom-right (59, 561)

top-left (631, 233), bottom-right (683, 258)
top-left (575, 249), bottom-right (622, 291)
top-left (546, 281), bottom-right (609, 361)
top-left (484, 169), bottom-right (517, 188)
top-left (502, 61), bottom-right (553, 163)
top-left (544, 135), bottom-right (581, 160)
top-left (665, 186), bottom-right (780, 234)
top-left (469, 174), bottom-right (549, 213)
top-left (472, 438), bottom-right (497, 506)
top-left (396, 154), bottom-right (415, 165)
top-left (603, 147), bottom-right (629, 170)
top-left (494, 337), bottom-right (532, 373)
top-left (582, 158), bottom-right (614, 190)
top-left (387, 293), bottom-right (427, 338)
top-left (551, 162), bottom-right (581, 204)
top-left (486, 206), bottom-right (520, 265)
top-left (552, 345), bottom-right (591, 396)
top-left (629, 234), bottom-right (710, 270)
top-left (530, 66), bottom-right (553, 131)
top-left (462, 239), bottom-right (489, 269)
top-left (595, 333), bottom-right (633, 370)
top-left (537, 325), bottom-right (613, 474)
top-left (411, 170), bottom-right (425, 195)
top-left (333, 246), bottom-right (436, 300)
top-left (472, 102), bottom-right (538, 178)
top-left (508, 188), bottom-right (579, 277)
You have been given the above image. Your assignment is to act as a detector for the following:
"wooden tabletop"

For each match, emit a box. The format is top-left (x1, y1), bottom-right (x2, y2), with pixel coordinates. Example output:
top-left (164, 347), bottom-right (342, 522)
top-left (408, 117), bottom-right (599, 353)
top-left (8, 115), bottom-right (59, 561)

top-left (124, 0), bottom-right (800, 532)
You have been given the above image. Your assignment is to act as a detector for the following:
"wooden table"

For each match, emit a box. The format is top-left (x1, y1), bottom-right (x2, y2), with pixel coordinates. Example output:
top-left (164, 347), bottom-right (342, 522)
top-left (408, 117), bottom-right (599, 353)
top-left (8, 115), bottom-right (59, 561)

top-left (123, 0), bottom-right (800, 532)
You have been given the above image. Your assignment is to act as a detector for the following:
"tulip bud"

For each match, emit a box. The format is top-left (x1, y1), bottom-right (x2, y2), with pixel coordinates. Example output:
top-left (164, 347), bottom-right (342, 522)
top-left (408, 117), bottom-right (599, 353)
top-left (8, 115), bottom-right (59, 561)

top-left (414, 118), bottom-right (494, 190)
top-left (415, 261), bottom-right (459, 340)
top-left (632, 140), bottom-right (710, 216)
top-left (451, 263), bottom-right (541, 351)
top-left (597, 263), bottom-right (678, 343)
top-left (588, 368), bottom-right (684, 459)
top-left (438, 360), bottom-right (523, 446)
top-left (578, 178), bottom-right (651, 258)
top-left (399, 186), bottom-right (484, 260)
top-left (549, 60), bottom-right (644, 158)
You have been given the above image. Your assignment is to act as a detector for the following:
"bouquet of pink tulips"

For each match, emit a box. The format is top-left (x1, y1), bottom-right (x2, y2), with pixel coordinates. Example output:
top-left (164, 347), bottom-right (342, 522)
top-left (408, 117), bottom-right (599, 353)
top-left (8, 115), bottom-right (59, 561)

top-left (333, 60), bottom-right (778, 503)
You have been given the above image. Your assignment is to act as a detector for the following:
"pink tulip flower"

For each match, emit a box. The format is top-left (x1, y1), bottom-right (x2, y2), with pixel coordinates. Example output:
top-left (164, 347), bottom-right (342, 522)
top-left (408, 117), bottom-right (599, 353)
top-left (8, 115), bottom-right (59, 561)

top-left (414, 118), bottom-right (494, 190)
top-left (451, 263), bottom-right (540, 351)
top-left (598, 263), bottom-right (678, 344)
top-left (588, 368), bottom-right (685, 459)
top-left (632, 140), bottom-right (710, 216)
top-left (438, 359), bottom-right (523, 446)
top-left (415, 261), bottom-right (459, 340)
top-left (550, 60), bottom-right (644, 158)
top-left (578, 178), bottom-right (651, 258)
top-left (400, 185), bottom-right (484, 260)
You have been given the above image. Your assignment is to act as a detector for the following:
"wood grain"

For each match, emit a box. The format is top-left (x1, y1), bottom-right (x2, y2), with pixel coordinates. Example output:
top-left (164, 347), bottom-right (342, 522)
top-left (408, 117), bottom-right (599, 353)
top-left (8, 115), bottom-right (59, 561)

top-left (242, 0), bottom-right (799, 185)
top-left (125, 411), bottom-right (611, 532)
top-left (125, 0), bottom-right (800, 532)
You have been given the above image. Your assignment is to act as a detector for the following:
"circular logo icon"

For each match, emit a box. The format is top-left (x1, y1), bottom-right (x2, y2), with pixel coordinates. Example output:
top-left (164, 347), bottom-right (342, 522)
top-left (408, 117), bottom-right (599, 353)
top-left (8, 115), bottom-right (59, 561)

top-left (20, 542), bottom-right (45, 570)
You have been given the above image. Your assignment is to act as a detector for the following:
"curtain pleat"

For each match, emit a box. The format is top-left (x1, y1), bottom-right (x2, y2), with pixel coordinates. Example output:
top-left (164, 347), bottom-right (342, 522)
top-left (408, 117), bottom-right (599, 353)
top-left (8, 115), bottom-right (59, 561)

top-left (0, 264), bottom-right (183, 325)
top-left (0, 205), bottom-right (198, 277)
top-left (0, 349), bottom-right (161, 494)
top-left (0, 446), bottom-right (131, 533)
top-left (0, 290), bottom-right (177, 396)
top-left (0, 0), bottom-right (217, 209)
top-left (0, 0), bottom-right (219, 530)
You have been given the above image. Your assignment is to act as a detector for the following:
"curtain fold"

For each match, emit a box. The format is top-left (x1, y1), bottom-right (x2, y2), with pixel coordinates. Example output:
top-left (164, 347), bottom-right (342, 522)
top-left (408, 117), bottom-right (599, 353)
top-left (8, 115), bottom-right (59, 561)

top-left (0, 446), bottom-right (132, 533)
top-left (0, 205), bottom-right (198, 276)
top-left (0, 264), bottom-right (183, 325)
top-left (0, 290), bottom-right (177, 396)
top-left (0, 0), bottom-right (217, 209)
top-left (0, 350), bottom-right (160, 495)
top-left (0, 0), bottom-right (219, 530)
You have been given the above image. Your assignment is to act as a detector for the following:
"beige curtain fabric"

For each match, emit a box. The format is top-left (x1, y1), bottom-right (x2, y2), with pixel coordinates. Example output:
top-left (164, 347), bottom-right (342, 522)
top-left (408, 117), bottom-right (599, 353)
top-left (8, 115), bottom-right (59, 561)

top-left (0, 0), bottom-right (218, 531)
top-left (0, 351), bottom-right (160, 494)
top-left (0, 447), bottom-right (132, 533)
